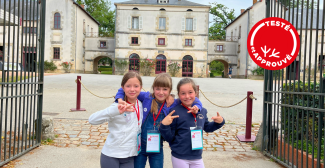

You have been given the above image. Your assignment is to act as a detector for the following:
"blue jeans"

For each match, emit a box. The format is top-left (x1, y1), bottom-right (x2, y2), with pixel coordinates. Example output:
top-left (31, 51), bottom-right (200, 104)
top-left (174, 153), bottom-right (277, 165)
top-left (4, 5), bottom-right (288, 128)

top-left (134, 147), bottom-right (164, 168)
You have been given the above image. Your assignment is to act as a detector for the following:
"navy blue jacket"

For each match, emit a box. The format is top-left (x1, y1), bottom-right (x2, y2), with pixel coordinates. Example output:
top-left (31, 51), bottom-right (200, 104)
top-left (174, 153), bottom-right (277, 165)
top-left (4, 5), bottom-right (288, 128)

top-left (115, 88), bottom-right (202, 124)
top-left (159, 104), bottom-right (225, 160)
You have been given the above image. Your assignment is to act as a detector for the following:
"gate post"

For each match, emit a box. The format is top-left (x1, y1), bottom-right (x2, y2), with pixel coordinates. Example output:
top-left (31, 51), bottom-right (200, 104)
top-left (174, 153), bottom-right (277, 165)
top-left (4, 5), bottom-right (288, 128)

top-left (236, 91), bottom-right (256, 142)
top-left (71, 76), bottom-right (86, 111)
top-left (196, 85), bottom-right (199, 98)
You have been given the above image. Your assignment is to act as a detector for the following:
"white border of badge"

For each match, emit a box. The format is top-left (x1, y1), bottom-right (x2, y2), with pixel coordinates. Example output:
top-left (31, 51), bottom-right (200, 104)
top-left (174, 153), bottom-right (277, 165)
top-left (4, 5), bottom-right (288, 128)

top-left (146, 132), bottom-right (161, 153)
top-left (191, 129), bottom-right (204, 150)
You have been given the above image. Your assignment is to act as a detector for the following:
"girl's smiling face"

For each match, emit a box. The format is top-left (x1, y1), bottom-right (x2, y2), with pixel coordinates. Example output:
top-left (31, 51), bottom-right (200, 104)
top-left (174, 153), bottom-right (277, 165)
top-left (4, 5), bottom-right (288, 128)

top-left (153, 87), bottom-right (171, 103)
top-left (122, 77), bottom-right (142, 101)
top-left (178, 83), bottom-right (196, 107)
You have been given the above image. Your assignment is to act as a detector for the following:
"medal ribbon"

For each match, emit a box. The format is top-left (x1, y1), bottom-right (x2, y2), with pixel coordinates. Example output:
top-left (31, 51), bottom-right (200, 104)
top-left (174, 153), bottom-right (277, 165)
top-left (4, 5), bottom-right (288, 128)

top-left (153, 101), bottom-right (165, 126)
top-left (127, 99), bottom-right (140, 125)
top-left (181, 103), bottom-right (196, 123)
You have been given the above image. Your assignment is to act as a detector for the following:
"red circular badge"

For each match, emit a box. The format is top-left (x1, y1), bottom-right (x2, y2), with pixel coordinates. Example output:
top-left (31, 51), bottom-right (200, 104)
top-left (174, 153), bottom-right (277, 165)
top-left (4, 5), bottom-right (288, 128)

top-left (247, 17), bottom-right (300, 70)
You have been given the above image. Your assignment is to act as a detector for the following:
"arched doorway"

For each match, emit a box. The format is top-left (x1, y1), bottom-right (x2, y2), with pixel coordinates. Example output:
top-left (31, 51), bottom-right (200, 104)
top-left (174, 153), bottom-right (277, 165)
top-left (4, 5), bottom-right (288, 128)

top-left (93, 56), bottom-right (113, 74)
top-left (156, 54), bottom-right (166, 74)
top-left (129, 53), bottom-right (140, 72)
top-left (209, 59), bottom-right (229, 78)
top-left (182, 55), bottom-right (193, 77)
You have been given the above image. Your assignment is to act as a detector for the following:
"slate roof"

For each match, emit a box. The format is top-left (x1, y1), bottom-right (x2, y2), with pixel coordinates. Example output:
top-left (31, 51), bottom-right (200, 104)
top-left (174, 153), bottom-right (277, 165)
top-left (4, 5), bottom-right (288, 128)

top-left (115, 0), bottom-right (210, 7)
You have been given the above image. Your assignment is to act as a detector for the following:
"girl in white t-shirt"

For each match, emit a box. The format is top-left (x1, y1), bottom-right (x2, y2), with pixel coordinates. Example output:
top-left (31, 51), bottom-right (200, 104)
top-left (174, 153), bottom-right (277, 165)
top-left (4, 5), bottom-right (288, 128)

top-left (89, 72), bottom-right (143, 168)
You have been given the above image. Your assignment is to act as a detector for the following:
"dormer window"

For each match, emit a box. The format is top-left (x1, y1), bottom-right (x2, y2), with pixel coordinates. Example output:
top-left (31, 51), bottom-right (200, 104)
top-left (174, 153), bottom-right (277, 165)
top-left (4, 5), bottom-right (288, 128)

top-left (158, 0), bottom-right (168, 4)
top-left (160, 8), bottom-right (166, 11)
top-left (133, 7), bottom-right (139, 10)
top-left (187, 9), bottom-right (193, 11)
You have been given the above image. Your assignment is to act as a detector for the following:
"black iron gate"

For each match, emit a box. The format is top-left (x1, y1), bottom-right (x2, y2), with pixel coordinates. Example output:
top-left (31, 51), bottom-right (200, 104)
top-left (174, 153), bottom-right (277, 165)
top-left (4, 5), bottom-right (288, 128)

top-left (0, 0), bottom-right (45, 166)
top-left (263, 0), bottom-right (325, 167)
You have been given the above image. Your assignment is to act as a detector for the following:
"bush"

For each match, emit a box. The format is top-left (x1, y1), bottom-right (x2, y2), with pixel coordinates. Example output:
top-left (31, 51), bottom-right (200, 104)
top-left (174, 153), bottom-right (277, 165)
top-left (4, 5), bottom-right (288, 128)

top-left (210, 72), bottom-right (215, 77)
top-left (168, 61), bottom-right (181, 77)
top-left (251, 67), bottom-right (264, 75)
top-left (44, 60), bottom-right (57, 71)
top-left (281, 81), bottom-right (324, 158)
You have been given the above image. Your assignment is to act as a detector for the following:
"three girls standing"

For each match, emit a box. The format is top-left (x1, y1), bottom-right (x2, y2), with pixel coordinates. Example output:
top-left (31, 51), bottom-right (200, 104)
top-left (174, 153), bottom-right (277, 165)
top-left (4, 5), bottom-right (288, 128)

top-left (88, 72), bottom-right (225, 168)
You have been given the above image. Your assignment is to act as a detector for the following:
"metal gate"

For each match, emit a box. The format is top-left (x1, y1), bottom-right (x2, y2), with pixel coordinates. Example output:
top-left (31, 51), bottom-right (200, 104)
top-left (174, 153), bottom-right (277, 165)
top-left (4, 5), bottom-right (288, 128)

top-left (263, 0), bottom-right (325, 167)
top-left (0, 0), bottom-right (45, 166)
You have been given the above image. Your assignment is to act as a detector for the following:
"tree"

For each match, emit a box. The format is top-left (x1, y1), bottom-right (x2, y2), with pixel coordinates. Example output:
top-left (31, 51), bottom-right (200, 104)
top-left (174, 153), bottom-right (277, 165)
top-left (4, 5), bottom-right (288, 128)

top-left (77, 0), bottom-right (115, 37)
top-left (210, 60), bottom-right (224, 72)
top-left (209, 2), bottom-right (236, 40)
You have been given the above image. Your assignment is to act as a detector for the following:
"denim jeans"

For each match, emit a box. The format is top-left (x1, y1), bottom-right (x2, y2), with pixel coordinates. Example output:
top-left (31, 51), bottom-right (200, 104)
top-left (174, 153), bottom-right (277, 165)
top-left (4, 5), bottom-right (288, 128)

top-left (135, 103), bottom-right (165, 168)
top-left (134, 147), bottom-right (164, 168)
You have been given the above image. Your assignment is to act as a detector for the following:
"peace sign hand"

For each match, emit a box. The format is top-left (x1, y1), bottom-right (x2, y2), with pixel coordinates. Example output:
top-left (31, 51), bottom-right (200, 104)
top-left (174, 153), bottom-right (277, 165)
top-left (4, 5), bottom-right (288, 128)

top-left (211, 112), bottom-right (224, 124)
top-left (118, 101), bottom-right (135, 114)
top-left (161, 110), bottom-right (179, 126)
top-left (187, 105), bottom-right (199, 114)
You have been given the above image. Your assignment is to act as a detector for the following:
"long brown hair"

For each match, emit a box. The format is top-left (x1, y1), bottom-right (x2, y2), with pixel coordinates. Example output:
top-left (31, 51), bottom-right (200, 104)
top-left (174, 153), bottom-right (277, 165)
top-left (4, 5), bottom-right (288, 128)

top-left (150, 73), bottom-right (172, 114)
top-left (176, 78), bottom-right (197, 95)
top-left (121, 72), bottom-right (142, 101)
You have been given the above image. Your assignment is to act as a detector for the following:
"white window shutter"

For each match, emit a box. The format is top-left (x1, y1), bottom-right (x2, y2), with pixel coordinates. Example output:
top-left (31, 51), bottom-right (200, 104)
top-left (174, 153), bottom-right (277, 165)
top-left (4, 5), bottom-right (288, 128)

top-left (193, 18), bottom-right (197, 31)
top-left (139, 16), bottom-right (143, 29)
top-left (127, 16), bottom-right (131, 29)
top-left (181, 17), bottom-right (185, 30)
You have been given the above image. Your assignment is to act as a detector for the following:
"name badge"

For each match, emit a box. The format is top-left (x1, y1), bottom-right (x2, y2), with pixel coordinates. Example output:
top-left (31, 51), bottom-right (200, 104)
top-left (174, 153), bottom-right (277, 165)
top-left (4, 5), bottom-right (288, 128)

top-left (146, 130), bottom-right (161, 153)
top-left (137, 130), bottom-right (141, 154)
top-left (190, 126), bottom-right (203, 150)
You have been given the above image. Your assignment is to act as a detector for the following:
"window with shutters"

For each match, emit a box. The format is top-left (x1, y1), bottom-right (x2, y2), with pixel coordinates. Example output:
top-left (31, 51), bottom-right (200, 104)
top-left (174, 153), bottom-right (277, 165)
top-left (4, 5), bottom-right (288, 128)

top-left (132, 17), bottom-right (139, 29)
top-left (238, 26), bottom-right (241, 39)
top-left (186, 18), bottom-right (193, 31)
top-left (159, 17), bottom-right (166, 30)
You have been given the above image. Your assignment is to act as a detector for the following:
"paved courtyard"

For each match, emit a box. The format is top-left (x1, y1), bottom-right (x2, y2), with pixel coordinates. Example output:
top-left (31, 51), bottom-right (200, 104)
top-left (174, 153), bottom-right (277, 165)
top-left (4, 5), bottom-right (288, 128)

top-left (42, 73), bottom-right (264, 124)
top-left (3, 73), bottom-right (279, 168)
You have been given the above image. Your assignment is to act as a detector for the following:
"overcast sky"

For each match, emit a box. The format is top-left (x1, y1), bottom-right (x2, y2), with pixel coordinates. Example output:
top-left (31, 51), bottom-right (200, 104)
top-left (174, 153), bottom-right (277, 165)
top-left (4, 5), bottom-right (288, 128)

top-left (109, 0), bottom-right (254, 24)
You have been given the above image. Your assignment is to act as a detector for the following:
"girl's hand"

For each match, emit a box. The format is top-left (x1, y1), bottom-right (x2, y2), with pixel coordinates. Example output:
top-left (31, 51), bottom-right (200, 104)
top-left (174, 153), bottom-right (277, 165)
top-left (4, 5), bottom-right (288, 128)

top-left (187, 105), bottom-right (199, 114)
top-left (161, 110), bottom-right (179, 126)
top-left (166, 95), bottom-right (175, 107)
top-left (211, 112), bottom-right (224, 124)
top-left (118, 102), bottom-right (135, 114)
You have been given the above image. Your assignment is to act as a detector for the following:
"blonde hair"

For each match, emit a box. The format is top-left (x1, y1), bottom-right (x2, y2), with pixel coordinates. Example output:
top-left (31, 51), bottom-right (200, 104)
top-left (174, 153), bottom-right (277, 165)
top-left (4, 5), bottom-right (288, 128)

top-left (150, 73), bottom-right (172, 114)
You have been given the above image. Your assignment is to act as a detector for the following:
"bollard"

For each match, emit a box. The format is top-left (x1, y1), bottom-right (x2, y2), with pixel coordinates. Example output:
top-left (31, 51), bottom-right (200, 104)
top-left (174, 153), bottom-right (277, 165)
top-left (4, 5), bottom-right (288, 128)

top-left (70, 76), bottom-right (86, 112)
top-left (236, 91), bottom-right (256, 142)
top-left (196, 85), bottom-right (199, 98)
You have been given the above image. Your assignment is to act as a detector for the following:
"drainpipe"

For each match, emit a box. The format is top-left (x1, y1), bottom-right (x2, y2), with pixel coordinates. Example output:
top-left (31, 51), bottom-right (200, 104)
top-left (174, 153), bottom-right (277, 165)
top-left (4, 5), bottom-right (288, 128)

top-left (206, 8), bottom-right (210, 78)
top-left (75, 5), bottom-right (77, 72)
top-left (113, 4), bottom-right (117, 75)
top-left (245, 9), bottom-right (250, 79)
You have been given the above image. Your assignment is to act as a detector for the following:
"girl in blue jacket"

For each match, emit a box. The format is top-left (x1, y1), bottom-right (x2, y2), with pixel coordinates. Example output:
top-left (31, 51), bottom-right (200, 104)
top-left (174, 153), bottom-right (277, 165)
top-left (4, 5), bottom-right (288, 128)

top-left (115, 73), bottom-right (202, 168)
top-left (160, 78), bottom-right (225, 168)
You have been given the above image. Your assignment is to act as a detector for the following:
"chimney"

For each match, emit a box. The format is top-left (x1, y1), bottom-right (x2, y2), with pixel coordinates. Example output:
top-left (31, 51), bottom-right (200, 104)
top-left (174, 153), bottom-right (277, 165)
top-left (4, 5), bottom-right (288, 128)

top-left (241, 9), bottom-right (245, 13)
top-left (253, 0), bottom-right (258, 4)
top-left (80, 4), bottom-right (85, 9)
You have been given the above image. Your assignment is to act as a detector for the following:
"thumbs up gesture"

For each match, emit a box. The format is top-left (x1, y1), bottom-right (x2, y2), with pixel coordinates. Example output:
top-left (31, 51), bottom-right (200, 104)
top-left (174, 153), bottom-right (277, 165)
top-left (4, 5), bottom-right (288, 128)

top-left (161, 110), bottom-right (179, 126)
top-left (211, 112), bottom-right (224, 124)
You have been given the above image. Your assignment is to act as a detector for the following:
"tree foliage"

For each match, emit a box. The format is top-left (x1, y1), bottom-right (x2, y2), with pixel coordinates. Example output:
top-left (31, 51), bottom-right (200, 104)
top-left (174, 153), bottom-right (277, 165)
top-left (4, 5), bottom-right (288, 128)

top-left (209, 2), bottom-right (236, 40)
top-left (77, 0), bottom-right (115, 37)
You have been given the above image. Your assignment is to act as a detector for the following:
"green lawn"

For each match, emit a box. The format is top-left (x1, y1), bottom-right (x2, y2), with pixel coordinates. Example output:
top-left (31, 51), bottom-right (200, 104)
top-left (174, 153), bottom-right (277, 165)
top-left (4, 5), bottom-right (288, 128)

top-left (100, 71), bottom-right (113, 75)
